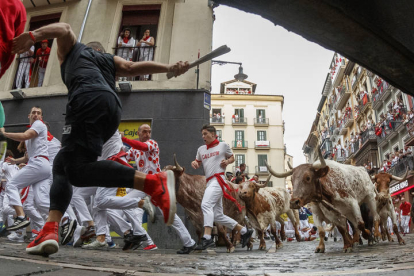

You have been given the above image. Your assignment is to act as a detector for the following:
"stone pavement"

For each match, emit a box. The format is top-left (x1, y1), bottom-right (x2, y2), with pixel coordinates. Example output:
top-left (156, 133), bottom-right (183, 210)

top-left (0, 234), bottom-right (413, 276)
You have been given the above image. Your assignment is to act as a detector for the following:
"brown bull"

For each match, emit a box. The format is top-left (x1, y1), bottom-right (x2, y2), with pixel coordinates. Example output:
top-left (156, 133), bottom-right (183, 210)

top-left (239, 176), bottom-right (301, 251)
top-left (164, 155), bottom-right (248, 253)
top-left (371, 170), bottom-right (408, 245)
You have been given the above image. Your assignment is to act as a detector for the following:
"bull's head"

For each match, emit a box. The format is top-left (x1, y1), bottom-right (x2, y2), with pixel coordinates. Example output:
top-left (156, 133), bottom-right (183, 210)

top-left (371, 169), bottom-right (408, 194)
top-left (162, 154), bottom-right (185, 192)
top-left (239, 175), bottom-right (271, 201)
top-left (266, 147), bottom-right (330, 209)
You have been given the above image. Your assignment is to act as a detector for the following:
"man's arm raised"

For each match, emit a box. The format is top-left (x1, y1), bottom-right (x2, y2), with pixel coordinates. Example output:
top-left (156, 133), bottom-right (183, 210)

top-left (114, 57), bottom-right (189, 78)
top-left (12, 23), bottom-right (76, 64)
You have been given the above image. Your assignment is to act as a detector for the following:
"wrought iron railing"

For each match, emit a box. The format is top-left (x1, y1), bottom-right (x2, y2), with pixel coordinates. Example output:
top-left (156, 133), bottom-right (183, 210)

top-left (13, 53), bottom-right (50, 89)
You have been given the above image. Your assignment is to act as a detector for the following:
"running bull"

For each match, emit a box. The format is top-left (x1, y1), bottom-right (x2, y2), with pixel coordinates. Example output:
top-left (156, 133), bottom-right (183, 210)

top-left (239, 176), bottom-right (301, 250)
top-left (164, 155), bottom-right (248, 253)
top-left (266, 148), bottom-right (381, 253)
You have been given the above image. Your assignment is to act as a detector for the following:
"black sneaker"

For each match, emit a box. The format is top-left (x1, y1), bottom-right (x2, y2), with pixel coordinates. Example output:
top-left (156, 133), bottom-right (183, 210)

top-left (177, 243), bottom-right (197, 254)
top-left (6, 215), bottom-right (30, 231)
top-left (324, 236), bottom-right (328, 241)
top-left (241, 229), bottom-right (253, 248)
top-left (60, 218), bottom-right (77, 245)
top-left (195, 237), bottom-right (215, 250)
top-left (123, 232), bottom-right (148, 251)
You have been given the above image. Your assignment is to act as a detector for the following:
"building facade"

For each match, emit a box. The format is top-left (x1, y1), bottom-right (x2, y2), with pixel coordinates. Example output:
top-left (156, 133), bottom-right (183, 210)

top-left (210, 79), bottom-right (286, 188)
top-left (0, 0), bottom-right (215, 248)
top-left (303, 52), bottom-right (414, 231)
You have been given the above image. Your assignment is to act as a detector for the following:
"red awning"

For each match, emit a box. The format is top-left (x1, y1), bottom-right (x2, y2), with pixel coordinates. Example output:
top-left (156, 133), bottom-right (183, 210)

top-left (391, 185), bottom-right (414, 197)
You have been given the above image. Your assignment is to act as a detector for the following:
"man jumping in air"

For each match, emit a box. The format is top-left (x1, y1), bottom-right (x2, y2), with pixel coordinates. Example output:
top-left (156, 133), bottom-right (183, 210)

top-left (9, 22), bottom-right (189, 255)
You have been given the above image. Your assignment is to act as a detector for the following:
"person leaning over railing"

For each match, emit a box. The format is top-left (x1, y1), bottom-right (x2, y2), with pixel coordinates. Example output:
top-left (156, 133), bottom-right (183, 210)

top-left (137, 29), bottom-right (155, 81)
top-left (34, 40), bottom-right (50, 87)
top-left (116, 28), bottom-right (135, 81)
top-left (16, 46), bottom-right (34, 89)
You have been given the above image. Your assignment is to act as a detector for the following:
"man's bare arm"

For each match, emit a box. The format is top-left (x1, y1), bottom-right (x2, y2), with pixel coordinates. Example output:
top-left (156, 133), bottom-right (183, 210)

top-left (13, 23), bottom-right (77, 64)
top-left (114, 57), bottom-right (189, 78)
top-left (3, 129), bottom-right (38, 142)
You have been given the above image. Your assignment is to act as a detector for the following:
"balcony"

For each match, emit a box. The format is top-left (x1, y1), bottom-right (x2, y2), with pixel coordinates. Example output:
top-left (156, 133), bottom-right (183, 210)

top-left (371, 88), bottom-right (383, 110)
top-left (333, 60), bottom-right (346, 87)
top-left (233, 166), bottom-right (249, 176)
top-left (353, 129), bottom-right (378, 167)
top-left (255, 141), bottom-right (270, 149)
top-left (339, 121), bottom-right (348, 135)
top-left (12, 52), bottom-right (51, 89)
top-left (358, 96), bottom-right (371, 114)
top-left (254, 118), bottom-right (269, 126)
top-left (232, 140), bottom-right (248, 150)
top-left (114, 46), bottom-right (156, 81)
top-left (404, 117), bottom-right (414, 146)
top-left (336, 85), bottom-right (350, 110)
top-left (388, 155), bottom-right (414, 177)
top-left (344, 114), bottom-right (354, 128)
top-left (320, 138), bottom-right (333, 159)
top-left (255, 165), bottom-right (270, 176)
top-left (377, 121), bottom-right (402, 148)
top-left (378, 81), bottom-right (391, 101)
top-left (232, 117), bottom-right (247, 126)
top-left (210, 117), bottom-right (224, 125)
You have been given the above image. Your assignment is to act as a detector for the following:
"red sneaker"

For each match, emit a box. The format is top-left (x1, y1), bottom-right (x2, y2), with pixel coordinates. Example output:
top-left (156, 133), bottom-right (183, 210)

top-left (143, 170), bottom-right (176, 226)
top-left (143, 244), bottom-right (158, 251)
top-left (26, 222), bottom-right (59, 256)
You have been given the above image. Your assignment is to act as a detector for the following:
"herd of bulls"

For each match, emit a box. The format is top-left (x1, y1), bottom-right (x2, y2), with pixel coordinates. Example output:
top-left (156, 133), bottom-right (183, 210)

top-left (165, 150), bottom-right (407, 253)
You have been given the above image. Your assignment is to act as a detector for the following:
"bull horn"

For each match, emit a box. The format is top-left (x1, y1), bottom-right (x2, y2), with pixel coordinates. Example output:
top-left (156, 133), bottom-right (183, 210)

top-left (391, 168), bottom-right (409, 182)
top-left (173, 154), bottom-right (184, 172)
top-left (312, 147), bottom-right (326, 170)
top-left (255, 175), bottom-right (271, 188)
top-left (287, 162), bottom-right (294, 170)
top-left (265, 160), bottom-right (293, 178)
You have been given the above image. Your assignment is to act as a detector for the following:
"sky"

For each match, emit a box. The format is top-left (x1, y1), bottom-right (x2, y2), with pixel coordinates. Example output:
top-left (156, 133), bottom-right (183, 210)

top-left (211, 5), bottom-right (334, 166)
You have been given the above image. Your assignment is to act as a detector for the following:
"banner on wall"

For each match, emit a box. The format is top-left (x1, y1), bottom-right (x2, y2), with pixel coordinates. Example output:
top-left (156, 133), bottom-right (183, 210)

top-left (118, 120), bottom-right (152, 140)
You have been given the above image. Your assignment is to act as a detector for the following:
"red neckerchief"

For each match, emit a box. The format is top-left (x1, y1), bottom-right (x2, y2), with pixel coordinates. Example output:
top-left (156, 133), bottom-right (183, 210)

top-left (206, 139), bottom-right (220, 150)
top-left (27, 120), bottom-right (53, 141)
top-left (144, 36), bottom-right (150, 41)
top-left (123, 36), bottom-right (130, 43)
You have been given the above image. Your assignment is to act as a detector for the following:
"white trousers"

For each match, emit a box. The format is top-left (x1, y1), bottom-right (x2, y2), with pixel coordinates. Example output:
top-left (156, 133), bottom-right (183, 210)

top-left (37, 67), bottom-right (46, 87)
top-left (201, 178), bottom-right (238, 230)
top-left (300, 219), bottom-right (310, 230)
top-left (16, 62), bottom-right (31, 89)
top-left (71, 186), bottom-right (97, 223)
top-left (22, 186), bottom-right (44, 231)
top-left (6, 157), bottom-right (51, 219)
top-left (2, 193), bottom-right (15, 226)
top-left (401, 215), bottom-right (410, 233)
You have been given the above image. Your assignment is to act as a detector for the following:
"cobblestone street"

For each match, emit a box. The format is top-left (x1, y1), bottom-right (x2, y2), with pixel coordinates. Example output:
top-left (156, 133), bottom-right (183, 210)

top-left (1, 234), bottom-right (413, 276)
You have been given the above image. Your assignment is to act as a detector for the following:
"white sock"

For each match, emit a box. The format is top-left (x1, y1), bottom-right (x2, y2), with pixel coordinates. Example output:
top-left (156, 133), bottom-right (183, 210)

top-left (17, 216), bottom-right (25, 220)
top-left (240, 227), bottom-right (247, 235)
top-left (203, 234), bottom-right (211, 240)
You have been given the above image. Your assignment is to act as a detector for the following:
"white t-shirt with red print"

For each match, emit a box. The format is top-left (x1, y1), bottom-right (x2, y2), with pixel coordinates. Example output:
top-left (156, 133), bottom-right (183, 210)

top-left (195, 142), bottom-right (233, 179)
top-left (126, 139), bottom-right (161, 174)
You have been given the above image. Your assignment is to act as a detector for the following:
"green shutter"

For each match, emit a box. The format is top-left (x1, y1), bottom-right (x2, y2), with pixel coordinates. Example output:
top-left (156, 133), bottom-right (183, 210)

top-left (258, 154), bottom-right (267, 166)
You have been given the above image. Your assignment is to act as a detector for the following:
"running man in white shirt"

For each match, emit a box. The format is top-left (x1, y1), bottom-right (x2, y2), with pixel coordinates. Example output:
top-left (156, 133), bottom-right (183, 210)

top-left (123, 124), bottom-right (197, 254)
top-left (2, 106), bottom-right (51, 231)
top-left (191, 125), bottom-right (253, 250)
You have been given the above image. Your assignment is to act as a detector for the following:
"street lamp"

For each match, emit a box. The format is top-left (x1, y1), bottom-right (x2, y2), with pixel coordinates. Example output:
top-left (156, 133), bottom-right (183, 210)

top-left (212, 60), bottom-right (248, 82)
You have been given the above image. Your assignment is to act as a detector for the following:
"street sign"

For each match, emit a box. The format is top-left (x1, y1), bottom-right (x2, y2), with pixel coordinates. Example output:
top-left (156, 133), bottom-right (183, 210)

top-left (204, 93), bottom-right (211, 110)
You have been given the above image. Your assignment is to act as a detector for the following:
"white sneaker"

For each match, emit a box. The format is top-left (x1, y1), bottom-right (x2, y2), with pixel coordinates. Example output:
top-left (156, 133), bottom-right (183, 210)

top-left (7, 232), bottom-right (17, 240)
top-left (8, 231), bottom-right (25, 242)
top-left (81, 239), bottom-right (107, 249)
top-left (29, 234), bottom-right (38, 241)
top-left (142, 197), bottom-right (156, 223)
top-left (73, 225), bottom-right (86, 247)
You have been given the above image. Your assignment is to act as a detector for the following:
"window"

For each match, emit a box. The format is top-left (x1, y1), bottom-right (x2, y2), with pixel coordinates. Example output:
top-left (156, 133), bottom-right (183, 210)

top-left (13, 13), bottom-right (62, 89)
top-left (216, 130), bottom-right (223, 142)
top-left (256, 109), bottom-right (266, 123)
top-left (235, 154), bottom-right (245, 167)
top-left (234, 108), bottom-right (244, 119)
top-left (257, 154), bottom-right (268, 173)
top-left (117, 5), bottom-right (161, 81)
top-left (235, 130), bottom-right (245, 147)
top-left (257, 131), bottom-right (266, 141)
top-left (211, 108), bottom-right (223, 123)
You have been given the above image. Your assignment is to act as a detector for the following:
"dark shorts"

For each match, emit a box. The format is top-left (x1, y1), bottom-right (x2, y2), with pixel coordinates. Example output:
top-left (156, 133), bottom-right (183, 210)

top-left (62, 91), bottom-right (121, 156)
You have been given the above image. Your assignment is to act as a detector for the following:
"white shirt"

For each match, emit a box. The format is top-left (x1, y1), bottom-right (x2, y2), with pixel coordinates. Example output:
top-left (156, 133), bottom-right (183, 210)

top-left (26, 120), bottom-right (49, 159)
top-left (2, 162), bottom-right (19, 183)
top-left (19, 46), bottom-right (34, 63)
top-left (47, 137), bottom-right (61, 166)
top-left (126, 139), bottom-right (160, 174)
top-left (196, 142), bottom-right (233, 179)
top-left (99, 130), bottom-right (123, 161)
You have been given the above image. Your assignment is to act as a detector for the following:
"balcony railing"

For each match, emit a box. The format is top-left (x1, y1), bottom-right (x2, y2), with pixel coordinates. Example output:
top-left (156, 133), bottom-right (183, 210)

top-left (232, 117), bottom-right (247, 125)
top-left (354, 128), bottom-right (377, 156)
top-left (233, 166), bottom-right (249, 175)
top-left (344, 113), bottom-right (354, 128)
top-left (387, 155), bottom-right (414, 177)
top-left (210, 117), bottom-right (224, 125)
top-left (358, 95), bottom-right (371, 114)
top-left (404, 117), bottom-right (414, 146)
top-left (114, 46), bottom-right (156, 81)
top-left (255, 141), bottom-right (270, 149)
top-left (377, 121), bottom-right (402, 147)
top-left (254, 118), bottom-right (269, 126)
top-left (232, 140), bottom-right (248, 149)
top-left (320, 137), bottom-right (333, 159)
top-left (13, 53), bottom-right (50, 89)
top-left (255, 165), bottom-right (270, 175)
top-left (378, 81), bottom-right (391, 101)
top-left (336, 85), bottom-right (350, 110)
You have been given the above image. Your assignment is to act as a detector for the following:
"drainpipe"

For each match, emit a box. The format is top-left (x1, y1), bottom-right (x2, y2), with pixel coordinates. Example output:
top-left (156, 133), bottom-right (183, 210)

top-left (77, 0), bottom-right (93, 43)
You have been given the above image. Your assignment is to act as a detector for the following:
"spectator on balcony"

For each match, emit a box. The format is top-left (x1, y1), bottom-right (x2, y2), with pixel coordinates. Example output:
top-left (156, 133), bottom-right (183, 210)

top-left (15, 46), bottom-right (34, 89)
top-left (403, 114), bottom-right (409, 124)
top-left (117, 28), bottom-right (135, 61)
top-left (35, 40), bottom-right (50, 87)
top-left (212, 113), bottom-right (216, 122)
top-left (235, 113), bottom-right (239, 123)
top-left (403, 146), bottom-right (412, 156)
top-left (216, 113), bottom-right (221, 122)
top-left (232, 114), bottom-right (235, 123)
top-left (360, 90), bottom-right (369, 105)
top-left (137, 30), bottom-right (155, 81)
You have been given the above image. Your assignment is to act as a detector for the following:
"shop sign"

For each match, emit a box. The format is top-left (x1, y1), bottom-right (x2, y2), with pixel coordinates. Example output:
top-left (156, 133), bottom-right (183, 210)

top-left (390, 180), bottom-right (409, 194)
